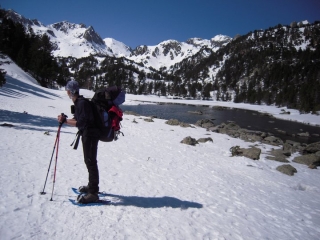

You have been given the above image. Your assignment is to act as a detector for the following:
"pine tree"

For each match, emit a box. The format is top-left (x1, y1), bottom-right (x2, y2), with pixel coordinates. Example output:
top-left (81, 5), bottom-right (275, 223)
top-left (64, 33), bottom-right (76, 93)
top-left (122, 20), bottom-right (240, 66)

top-left (0, 68), bottom-right (6, 87)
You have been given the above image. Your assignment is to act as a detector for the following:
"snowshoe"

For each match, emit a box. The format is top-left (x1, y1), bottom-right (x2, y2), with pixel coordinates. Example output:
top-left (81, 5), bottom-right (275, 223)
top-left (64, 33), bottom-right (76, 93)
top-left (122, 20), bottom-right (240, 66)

top-left (77, 193), bottom-right (99, 204)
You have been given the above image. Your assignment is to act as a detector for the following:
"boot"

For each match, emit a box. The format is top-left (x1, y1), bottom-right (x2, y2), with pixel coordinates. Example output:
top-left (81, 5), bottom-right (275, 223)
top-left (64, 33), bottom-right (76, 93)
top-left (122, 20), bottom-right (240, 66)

top-left (78, 185), bottom-right (89, 194)
top-left (77, 193), bottom-right (99, 204)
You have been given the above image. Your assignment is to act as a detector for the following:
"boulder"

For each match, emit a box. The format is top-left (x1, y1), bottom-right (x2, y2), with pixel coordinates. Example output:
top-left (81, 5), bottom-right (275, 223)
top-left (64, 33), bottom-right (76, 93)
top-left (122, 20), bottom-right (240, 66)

top-left (297, 132), bottom-right (310, 137)
top-left (240, 133), bottom-right (263, 143)
top-left (124, 111), bottom-right (140, 116)
top-left (0, 123), bottom-right (14, 127)
top-left (283, 140), bottom-right (302, 154)
top-left (276, 164), bottom-right (297, 176)
top-left (180, 122), bottom-right (193, 128)
top-left (266, 149), bottom-right (290, 162)
top-left (262, 136), bottom-right (284, 146)
top-left (230, 146), bottom-right (261, 160)
top-left (303, 141), bottom-right (320, 154)
top-left (165, 119), bottom-right (180, 126)
top-left (144, 118), bottom-right (154, 122)
top-left (293, 154), bottom-right (320, 166)
top-left (197, 137), bottom-right (213, 143)
top-left (225, 122), bottom-right (241, 130)
top-left (181, 136), bottom-right (198, 146)
top-left (188, 110), bottom-right (203, 115)
top-left (195, 119), bottom-right (215, 128)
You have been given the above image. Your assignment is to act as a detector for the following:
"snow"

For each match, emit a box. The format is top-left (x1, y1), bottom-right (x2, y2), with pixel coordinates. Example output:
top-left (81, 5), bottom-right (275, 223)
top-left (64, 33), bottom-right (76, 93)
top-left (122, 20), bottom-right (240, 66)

top-left (103, 38), bottom-right (132, 57)
top-left (1, 57), bottom-right (320, 240)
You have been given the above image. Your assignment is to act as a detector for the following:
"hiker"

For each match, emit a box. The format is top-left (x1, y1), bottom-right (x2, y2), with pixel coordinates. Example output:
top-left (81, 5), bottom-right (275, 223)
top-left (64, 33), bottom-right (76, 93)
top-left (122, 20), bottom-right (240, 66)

top-left (57, 80), bottom-right (100, 204)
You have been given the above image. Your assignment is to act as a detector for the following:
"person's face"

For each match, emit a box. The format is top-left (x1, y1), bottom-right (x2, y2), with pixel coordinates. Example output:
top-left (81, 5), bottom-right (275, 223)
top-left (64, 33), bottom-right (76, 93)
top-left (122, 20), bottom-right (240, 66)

top-left (67, 90), bottom-right (72, 99)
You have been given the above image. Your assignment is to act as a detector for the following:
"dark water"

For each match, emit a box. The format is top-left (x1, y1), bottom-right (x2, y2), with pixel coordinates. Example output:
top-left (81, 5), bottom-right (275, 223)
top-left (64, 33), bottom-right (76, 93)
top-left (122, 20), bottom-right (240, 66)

top-left (122, 104), bottom-right (320, 144)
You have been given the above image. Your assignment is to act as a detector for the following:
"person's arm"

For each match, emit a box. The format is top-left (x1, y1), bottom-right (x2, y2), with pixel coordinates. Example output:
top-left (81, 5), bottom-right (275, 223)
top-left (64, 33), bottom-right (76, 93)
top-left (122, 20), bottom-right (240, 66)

top-left (65, 118), bottom-right (77, 127)
top-left (57, 114), bottom-right (77, 127)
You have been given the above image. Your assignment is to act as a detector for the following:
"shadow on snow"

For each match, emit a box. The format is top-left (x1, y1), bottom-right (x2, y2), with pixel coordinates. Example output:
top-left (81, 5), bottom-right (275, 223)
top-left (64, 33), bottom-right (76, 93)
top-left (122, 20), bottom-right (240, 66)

top-left (0, 76), bottom-right (61, 99)
top-left (0, 109), bottom-right (73, 134)
top-left (104, 193), bottom-right (203, 209)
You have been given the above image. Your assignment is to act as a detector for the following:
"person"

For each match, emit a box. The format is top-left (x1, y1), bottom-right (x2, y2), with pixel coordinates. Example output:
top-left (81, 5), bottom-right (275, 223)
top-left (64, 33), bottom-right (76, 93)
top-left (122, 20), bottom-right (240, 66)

top-left (57, 80), bottom-right (100, 204)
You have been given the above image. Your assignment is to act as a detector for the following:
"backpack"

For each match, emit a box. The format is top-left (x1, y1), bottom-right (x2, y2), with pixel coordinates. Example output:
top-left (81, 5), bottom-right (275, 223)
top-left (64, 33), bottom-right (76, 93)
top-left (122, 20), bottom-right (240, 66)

top-left (71, 86), bottom-right (125, 150)
top-left (91, 86), bottom-right (125, 142)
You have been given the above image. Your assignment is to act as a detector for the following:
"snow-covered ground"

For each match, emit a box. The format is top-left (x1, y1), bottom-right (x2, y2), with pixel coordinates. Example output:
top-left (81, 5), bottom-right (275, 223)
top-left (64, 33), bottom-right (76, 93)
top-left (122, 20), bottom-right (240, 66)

top-left (1, 58), bottom-right (320, 240)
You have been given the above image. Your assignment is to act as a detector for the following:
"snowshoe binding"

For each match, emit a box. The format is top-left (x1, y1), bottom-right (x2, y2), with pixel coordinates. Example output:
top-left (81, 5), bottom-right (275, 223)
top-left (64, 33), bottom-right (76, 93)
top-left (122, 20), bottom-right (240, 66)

top-left (77, 193), bottom-right (99, 204)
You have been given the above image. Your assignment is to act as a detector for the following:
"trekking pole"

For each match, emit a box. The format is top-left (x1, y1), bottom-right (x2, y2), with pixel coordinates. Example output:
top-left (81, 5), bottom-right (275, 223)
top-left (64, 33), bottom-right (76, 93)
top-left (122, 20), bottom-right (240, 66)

top-left (49, 113), bottom-right (67, 201)
top-left (40, 122), bottom-right (62, 195)
top-left (40, 113), bottom-right (66, 198)
top-left (49, 123), bottom-right (61, 201)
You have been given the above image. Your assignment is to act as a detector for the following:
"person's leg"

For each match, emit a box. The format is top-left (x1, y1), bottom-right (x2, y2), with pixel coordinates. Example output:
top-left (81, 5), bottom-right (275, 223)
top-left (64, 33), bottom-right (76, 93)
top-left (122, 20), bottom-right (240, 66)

top-left (82, 136), bottom-right (99, 194)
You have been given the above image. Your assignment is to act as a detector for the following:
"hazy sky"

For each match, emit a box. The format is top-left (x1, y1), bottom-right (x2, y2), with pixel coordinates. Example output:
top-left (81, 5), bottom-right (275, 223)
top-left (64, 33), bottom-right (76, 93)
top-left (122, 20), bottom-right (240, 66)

top-left (1, 0), bottom-right (319, 48)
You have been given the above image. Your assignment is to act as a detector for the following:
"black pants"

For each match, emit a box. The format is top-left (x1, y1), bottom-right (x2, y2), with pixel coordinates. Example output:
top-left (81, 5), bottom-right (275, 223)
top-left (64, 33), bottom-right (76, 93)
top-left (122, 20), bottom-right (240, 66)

top-left (82, 135), bottom-right (99, 194)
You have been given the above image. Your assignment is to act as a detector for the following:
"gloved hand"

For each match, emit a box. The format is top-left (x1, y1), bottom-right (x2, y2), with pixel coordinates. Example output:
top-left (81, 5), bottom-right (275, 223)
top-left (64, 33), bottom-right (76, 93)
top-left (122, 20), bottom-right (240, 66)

top-left (58, 113), bottom-right (67, 124)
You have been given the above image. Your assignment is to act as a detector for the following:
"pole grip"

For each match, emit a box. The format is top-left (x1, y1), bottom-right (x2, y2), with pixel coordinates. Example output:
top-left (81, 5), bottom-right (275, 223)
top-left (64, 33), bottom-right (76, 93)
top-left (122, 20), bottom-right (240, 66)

top-left (59, 113), bottom-right (68, 126)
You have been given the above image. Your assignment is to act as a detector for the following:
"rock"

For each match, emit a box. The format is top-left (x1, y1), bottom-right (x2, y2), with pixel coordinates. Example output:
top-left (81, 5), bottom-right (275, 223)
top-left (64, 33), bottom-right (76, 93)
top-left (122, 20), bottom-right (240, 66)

top-left (240, 133), bottom-right (262, 143)
top-left (225, 122), bottom-right (241, 130)
top-left (0, 123), bottom-right (14, 127)
top-left (144, 118), bottom-right (154, 122)
top-left (276, 164), bottom-right (297, 176)
top-left (197, 137), bottom-right (213, 143)
top-left (195, 119), bottom-right (215, 128)
top-left (309, 164), bottom-right (318, 169)
top-left (292, 154), bottom-right (320, 166)
top-left (179, 122), bottom-right (193, 128)
top-left (230, 146), bottom-right (261, 160)
top-left (266, 149), bottom-right (290, 162)
top-left (165, 119), bottom-right (180, 126)
top-left (188, 110), bottom-right (203, 115)
top-left (297, 132), bottom-right (310, 137)
top-left (280, 111), bottom-right (290, 115)
top-left (283, 140), bottom-right (302, 153)
top-left (262, 136), bottom-right (284, 146)
top-left (303, 141), bottom-right (320, 154)
top-left (276, 129), bottom-right (287, 135)
top-left (124, 111), bottom-right (140, 116)
top-left (180, 136), bottom-right (198, 146)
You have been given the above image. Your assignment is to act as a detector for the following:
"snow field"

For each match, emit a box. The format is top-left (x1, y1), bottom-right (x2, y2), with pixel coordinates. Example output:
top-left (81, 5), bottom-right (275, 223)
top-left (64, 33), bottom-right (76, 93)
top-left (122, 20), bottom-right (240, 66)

top-left (1, 58), bottom-right (320, 239)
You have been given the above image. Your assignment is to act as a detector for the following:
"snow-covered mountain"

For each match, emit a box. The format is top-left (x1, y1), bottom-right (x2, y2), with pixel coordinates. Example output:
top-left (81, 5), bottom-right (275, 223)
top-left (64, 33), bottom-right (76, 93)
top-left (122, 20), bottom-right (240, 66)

top-left (127, 35), bottom-right (231, 70)
top-left (5, 10), bottom-right (124, 58)
top-left (5, 10), bottom-right (231, 70)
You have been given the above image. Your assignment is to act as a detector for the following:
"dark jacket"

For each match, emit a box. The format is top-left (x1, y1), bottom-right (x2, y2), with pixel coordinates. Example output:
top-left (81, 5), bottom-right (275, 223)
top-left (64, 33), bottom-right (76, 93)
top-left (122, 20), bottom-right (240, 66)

top-left (74, 96), bottom-right (100, 138)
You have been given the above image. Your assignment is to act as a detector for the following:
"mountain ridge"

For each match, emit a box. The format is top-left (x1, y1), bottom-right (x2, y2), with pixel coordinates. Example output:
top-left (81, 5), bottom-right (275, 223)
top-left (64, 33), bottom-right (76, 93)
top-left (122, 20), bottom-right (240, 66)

top-left (1, 8), bottom-right (319, 113)
top-left (4, 9), bottom-right (232, 70)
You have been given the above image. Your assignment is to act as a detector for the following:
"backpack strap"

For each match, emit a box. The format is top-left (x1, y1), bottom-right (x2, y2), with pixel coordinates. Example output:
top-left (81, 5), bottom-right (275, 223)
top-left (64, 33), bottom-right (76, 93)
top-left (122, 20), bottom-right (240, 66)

top-left (70, 131), bottom-right (81, 150)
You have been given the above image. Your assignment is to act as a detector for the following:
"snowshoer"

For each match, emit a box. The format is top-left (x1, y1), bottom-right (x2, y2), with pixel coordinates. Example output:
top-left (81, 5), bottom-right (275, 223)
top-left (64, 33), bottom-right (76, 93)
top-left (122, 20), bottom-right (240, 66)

top-left (58, 80), bottom-right (100, 204)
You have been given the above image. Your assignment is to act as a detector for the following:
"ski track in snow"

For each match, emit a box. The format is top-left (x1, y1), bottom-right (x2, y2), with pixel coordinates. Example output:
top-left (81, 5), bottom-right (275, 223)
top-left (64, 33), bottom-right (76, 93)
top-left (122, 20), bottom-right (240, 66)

top-left (1, 58), bottom-right (320, 240)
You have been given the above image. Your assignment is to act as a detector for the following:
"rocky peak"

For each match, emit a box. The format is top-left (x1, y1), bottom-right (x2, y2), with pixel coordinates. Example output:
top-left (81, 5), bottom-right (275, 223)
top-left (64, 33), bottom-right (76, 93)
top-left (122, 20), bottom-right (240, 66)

top-left (5, 10), bottom-right (42, 29)
top-left (132, 45), bottom-right (149, 55)
top-left (161, 40), bottom-right (182, 55)
top-left (51, 21), bottom-right (84, 33)
top-left (83, 26), bottom-right (104, 45)
top-left (210, 35), bottom-right (232, 48)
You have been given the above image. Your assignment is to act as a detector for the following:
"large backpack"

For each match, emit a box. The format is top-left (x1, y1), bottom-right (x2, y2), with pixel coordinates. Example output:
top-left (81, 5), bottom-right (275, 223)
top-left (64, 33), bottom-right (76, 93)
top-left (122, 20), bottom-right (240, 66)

top-left (91, 86), bottom-right (125, 142)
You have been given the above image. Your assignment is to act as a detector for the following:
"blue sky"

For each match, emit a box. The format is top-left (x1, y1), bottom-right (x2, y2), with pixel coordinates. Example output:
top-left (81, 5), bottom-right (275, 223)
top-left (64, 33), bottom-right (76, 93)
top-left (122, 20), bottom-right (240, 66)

top-left (1, 0), bottom-right (319, 49)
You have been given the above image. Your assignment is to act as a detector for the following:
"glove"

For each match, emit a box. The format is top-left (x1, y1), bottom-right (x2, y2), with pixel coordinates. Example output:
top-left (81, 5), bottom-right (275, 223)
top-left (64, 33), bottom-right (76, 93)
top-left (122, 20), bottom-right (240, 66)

top-left (58, 113), bottom-right (68, 124)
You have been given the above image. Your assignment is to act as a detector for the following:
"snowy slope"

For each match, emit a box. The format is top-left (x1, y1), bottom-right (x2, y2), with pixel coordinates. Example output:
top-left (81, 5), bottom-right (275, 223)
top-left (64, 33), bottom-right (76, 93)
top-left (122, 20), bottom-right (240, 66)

top-left (1, 57), bottom-right (320, 240)
top-left (103, 38), bottom-right (132, 57)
